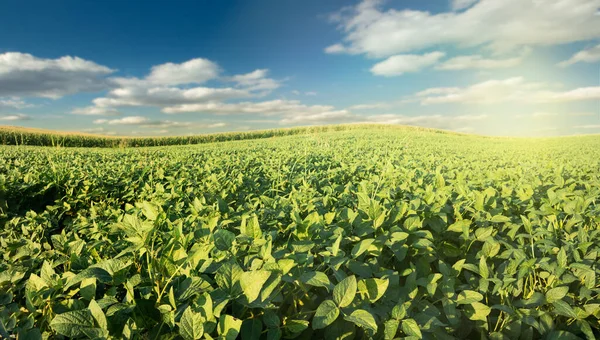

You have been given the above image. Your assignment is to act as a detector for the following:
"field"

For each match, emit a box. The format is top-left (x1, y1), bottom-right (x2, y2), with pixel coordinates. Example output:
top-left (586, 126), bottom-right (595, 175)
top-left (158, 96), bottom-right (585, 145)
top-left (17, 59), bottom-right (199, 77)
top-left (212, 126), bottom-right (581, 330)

top-left (1, 126), bottom-right (600, 339)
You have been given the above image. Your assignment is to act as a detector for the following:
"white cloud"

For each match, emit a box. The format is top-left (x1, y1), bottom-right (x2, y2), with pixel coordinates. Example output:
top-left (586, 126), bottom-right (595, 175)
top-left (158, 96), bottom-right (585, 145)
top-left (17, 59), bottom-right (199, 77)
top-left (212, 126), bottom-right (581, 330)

top-left (327, 0), bottom-right (600, 57)
top-left (515, 112), bottom-right (558, 118)
top-left (0, 97), bottom-right (32, 110)
top-left (413, 77), bottom-right (600, 105)
top-left (0, 52), bottom-right (114, 98)
top-left (91, 115), bottom-right (226, 131)
top-left (280, 110), bottom-right (357, 125)
top-left (94, 116), bottom-right (149, 125)
top-left (371, 52), bottom-right (445, 76)
top-left (93, 86), bottom-right (249, 108)
top-left (569, 112), bottom-right (595, 116)
top-left (229, 69), bottom-right (281, 92)
top-left (144, 58), bottom-right (219, 85)
top-left (558, 43), bottom-right (600, 67)
top-left (162, 99), bottom-right (335, 115)
top-left (71, 106), bottom-right (121, 116)
top-left (452, 0), bottom-right (479, 10)
top-left (347, 103), bottom-right (391, 110)
top-left (437, 53), bottom-right (524, 70)
top-left (574, 124), bottom-right (600, 129)
top-left (87, 60), bottom-right (281, 114)
top-left (0, 113), bottom-right (31, 121)
top-left (324, 43), bottom-right (347, 54)
top-left (305, 91), bottom-right (317, 96)
top-left (368, 113), bottom-right (487, 124)
top-left (291, 90), bottom-right (301, 95)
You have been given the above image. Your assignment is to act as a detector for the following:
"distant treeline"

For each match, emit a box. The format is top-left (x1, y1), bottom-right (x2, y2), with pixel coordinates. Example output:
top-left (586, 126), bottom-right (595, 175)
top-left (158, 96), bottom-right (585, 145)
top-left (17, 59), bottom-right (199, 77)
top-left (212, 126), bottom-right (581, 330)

top-left (0, 124), bottom-right (460, 148)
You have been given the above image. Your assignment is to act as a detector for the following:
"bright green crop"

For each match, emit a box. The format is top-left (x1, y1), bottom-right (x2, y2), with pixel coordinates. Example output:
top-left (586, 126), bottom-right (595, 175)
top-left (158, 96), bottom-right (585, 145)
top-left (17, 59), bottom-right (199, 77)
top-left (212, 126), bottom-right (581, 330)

top-left (0, 126), bottom-right (599, 339)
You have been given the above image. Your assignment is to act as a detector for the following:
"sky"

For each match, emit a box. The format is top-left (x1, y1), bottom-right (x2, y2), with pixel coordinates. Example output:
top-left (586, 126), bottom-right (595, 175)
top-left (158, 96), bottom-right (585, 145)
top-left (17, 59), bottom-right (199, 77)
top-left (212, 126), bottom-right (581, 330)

top-left (1, 0), bottom-right (600, 137)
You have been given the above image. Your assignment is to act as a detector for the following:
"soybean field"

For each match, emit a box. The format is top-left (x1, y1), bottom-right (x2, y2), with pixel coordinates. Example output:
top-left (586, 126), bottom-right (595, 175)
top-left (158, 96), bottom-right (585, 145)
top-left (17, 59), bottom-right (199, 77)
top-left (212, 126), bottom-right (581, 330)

top-left (1, 126), bottom-right (600, 339)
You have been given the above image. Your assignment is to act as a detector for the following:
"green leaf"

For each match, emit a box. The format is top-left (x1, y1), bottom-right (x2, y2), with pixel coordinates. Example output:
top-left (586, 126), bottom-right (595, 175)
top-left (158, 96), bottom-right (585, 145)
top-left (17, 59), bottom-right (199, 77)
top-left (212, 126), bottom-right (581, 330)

top-left (546, 286), bottom-right (569, 304)
top-left (50, 309), bottom-right (95, 337)
top-left (214, 229), bottom-right (236, 251)
top-left (241, 319), bottom-right (263, 340)
top-left (552, 300), bottom-right (577, 318)
top-left (180, 307), bottom-right (204, 340)
top-left (358, 278), bottom-right (389, 303)
top-left (490, 215), bottom-right (510, 223)
top-left (401, 318), bottom-right (422, 338)
top-left (218, 315), bottom-right (243, 340)
top-left (299, 271), bottom-right (331, 290)
top-left (343, 309), bottom-right (377, 334)
top-left (312, 300), bottom-right (339, 330)
top-left (464, 302), bottom-right (491, 321)
top-left (267, 328), bottom-right (282, 340)
top-left (284, 319), bottom-right (309, 333)
top-left (240, 270), bottom-right (271, 302)
top-left (351, 239), bottom-right (375, 258)
top-left (557, 247), bottom-right (568, 268)
top-left (479, 256), bottom-right (489, 279)
top-left (215, 262), bottom-right (243, 295)
top-left (456, 290), bottom-right (484, 305)
top-left (88, 299), bottom-right (107, 330)
top-left (241, 214), bottom-right (262, 239)
top-left (333, 275), bottom-right (357, 308)
top-left (383, 319), bottom-right (399, 340)
top-left (447, 219), bottom-right (470, 233)
top-left (141, 201), bottom-right (159, 221)
top-left (65, 267), bottom-right (112, 289)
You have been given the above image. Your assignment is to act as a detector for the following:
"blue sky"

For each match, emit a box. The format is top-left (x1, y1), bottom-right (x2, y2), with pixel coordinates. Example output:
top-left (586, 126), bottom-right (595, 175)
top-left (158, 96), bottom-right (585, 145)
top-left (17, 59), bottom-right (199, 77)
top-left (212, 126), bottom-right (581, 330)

top-left (1, 0), bottom-right (600, 136)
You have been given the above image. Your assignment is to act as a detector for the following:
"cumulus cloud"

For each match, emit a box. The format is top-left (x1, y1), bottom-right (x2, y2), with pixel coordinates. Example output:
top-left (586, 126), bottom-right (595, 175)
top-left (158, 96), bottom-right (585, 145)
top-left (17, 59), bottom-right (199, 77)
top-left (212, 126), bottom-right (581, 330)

top-left (144, 58), bottom-right (219, 85)
top-left (436, 53), bottom-right (525, 70)
top-left (228, 69), bottom-right (281, 92)
top-left (0, 52), bottom-right (114, 98)
top-left (93, 86), bottom-right (249, 108)
top-left (574, 124), bottom-right (600, 129)
top-left (86, 59), bottom-right (282, 114)
top-left (162, 99), bottom-right (335, 116)
top-left (452, 0), bottom-right (479, 10)
top-left (71, 106), bottom-right (121, 116)
top-left (92, 115), bottom-right (226, 131)
top-left (327, 0), bottom-right (600, 57)
top-left (280, 110), bottom-right (357, 125)
top-left (371, 52), bottom-right (445, 76)
top-left (0, 97), bottom-right (33, 110)
top-left (413, 77), bottom-right (600, 105)
top-left (94, 116), bottom-right (149, 125)
top-left (0, 113), bottom-right (31, 121)
top-left (368, 113), bottom-right (487, 124)
top-left (558, 43), bottom-right (600, 67)
top-left (347, 103), bottom-right (391, 110)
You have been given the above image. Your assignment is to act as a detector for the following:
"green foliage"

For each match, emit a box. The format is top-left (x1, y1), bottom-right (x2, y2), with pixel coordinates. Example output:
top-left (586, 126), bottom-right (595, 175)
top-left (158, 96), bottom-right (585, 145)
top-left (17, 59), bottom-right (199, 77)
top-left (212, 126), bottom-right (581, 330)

top-left (1, 127), bottom-right (600, 339)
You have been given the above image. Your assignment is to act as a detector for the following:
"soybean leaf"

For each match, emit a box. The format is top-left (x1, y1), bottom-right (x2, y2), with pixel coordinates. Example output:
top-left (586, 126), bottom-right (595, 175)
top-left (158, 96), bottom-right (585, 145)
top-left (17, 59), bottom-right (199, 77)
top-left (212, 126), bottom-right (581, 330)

top-left (313, 300), bottom-right (339, 330)
top-left (344, 309), bottom-right (377, 334)
top-left (180, 307), bottom-right (204, 340)
top-left (50, 310), bottom-right (95, 337)
top-left (333, 275), bottom-right (357, 308)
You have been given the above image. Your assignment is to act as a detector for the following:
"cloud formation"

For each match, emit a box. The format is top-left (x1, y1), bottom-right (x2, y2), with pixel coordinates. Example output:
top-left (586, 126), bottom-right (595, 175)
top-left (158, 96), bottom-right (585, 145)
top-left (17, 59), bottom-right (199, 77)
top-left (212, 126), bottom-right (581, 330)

top-left (0, 52), bottom-right (114, 98)
top-left (436, 53), bottom-right (525, 70)
top-left (327, 0), bottom-right (600, 57)
top-left (371, 52), bottom-right (445, 76)
top-left (71, 106), bottom-right (121, 116)
top-left (0, 97), bottom-right (32, 110)
top-left (558, 43), bottom-right (600, 67)
top-left (413, 77), bottom-right (600, 105)
top-left (0, 113), bottom-right (31, 121)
